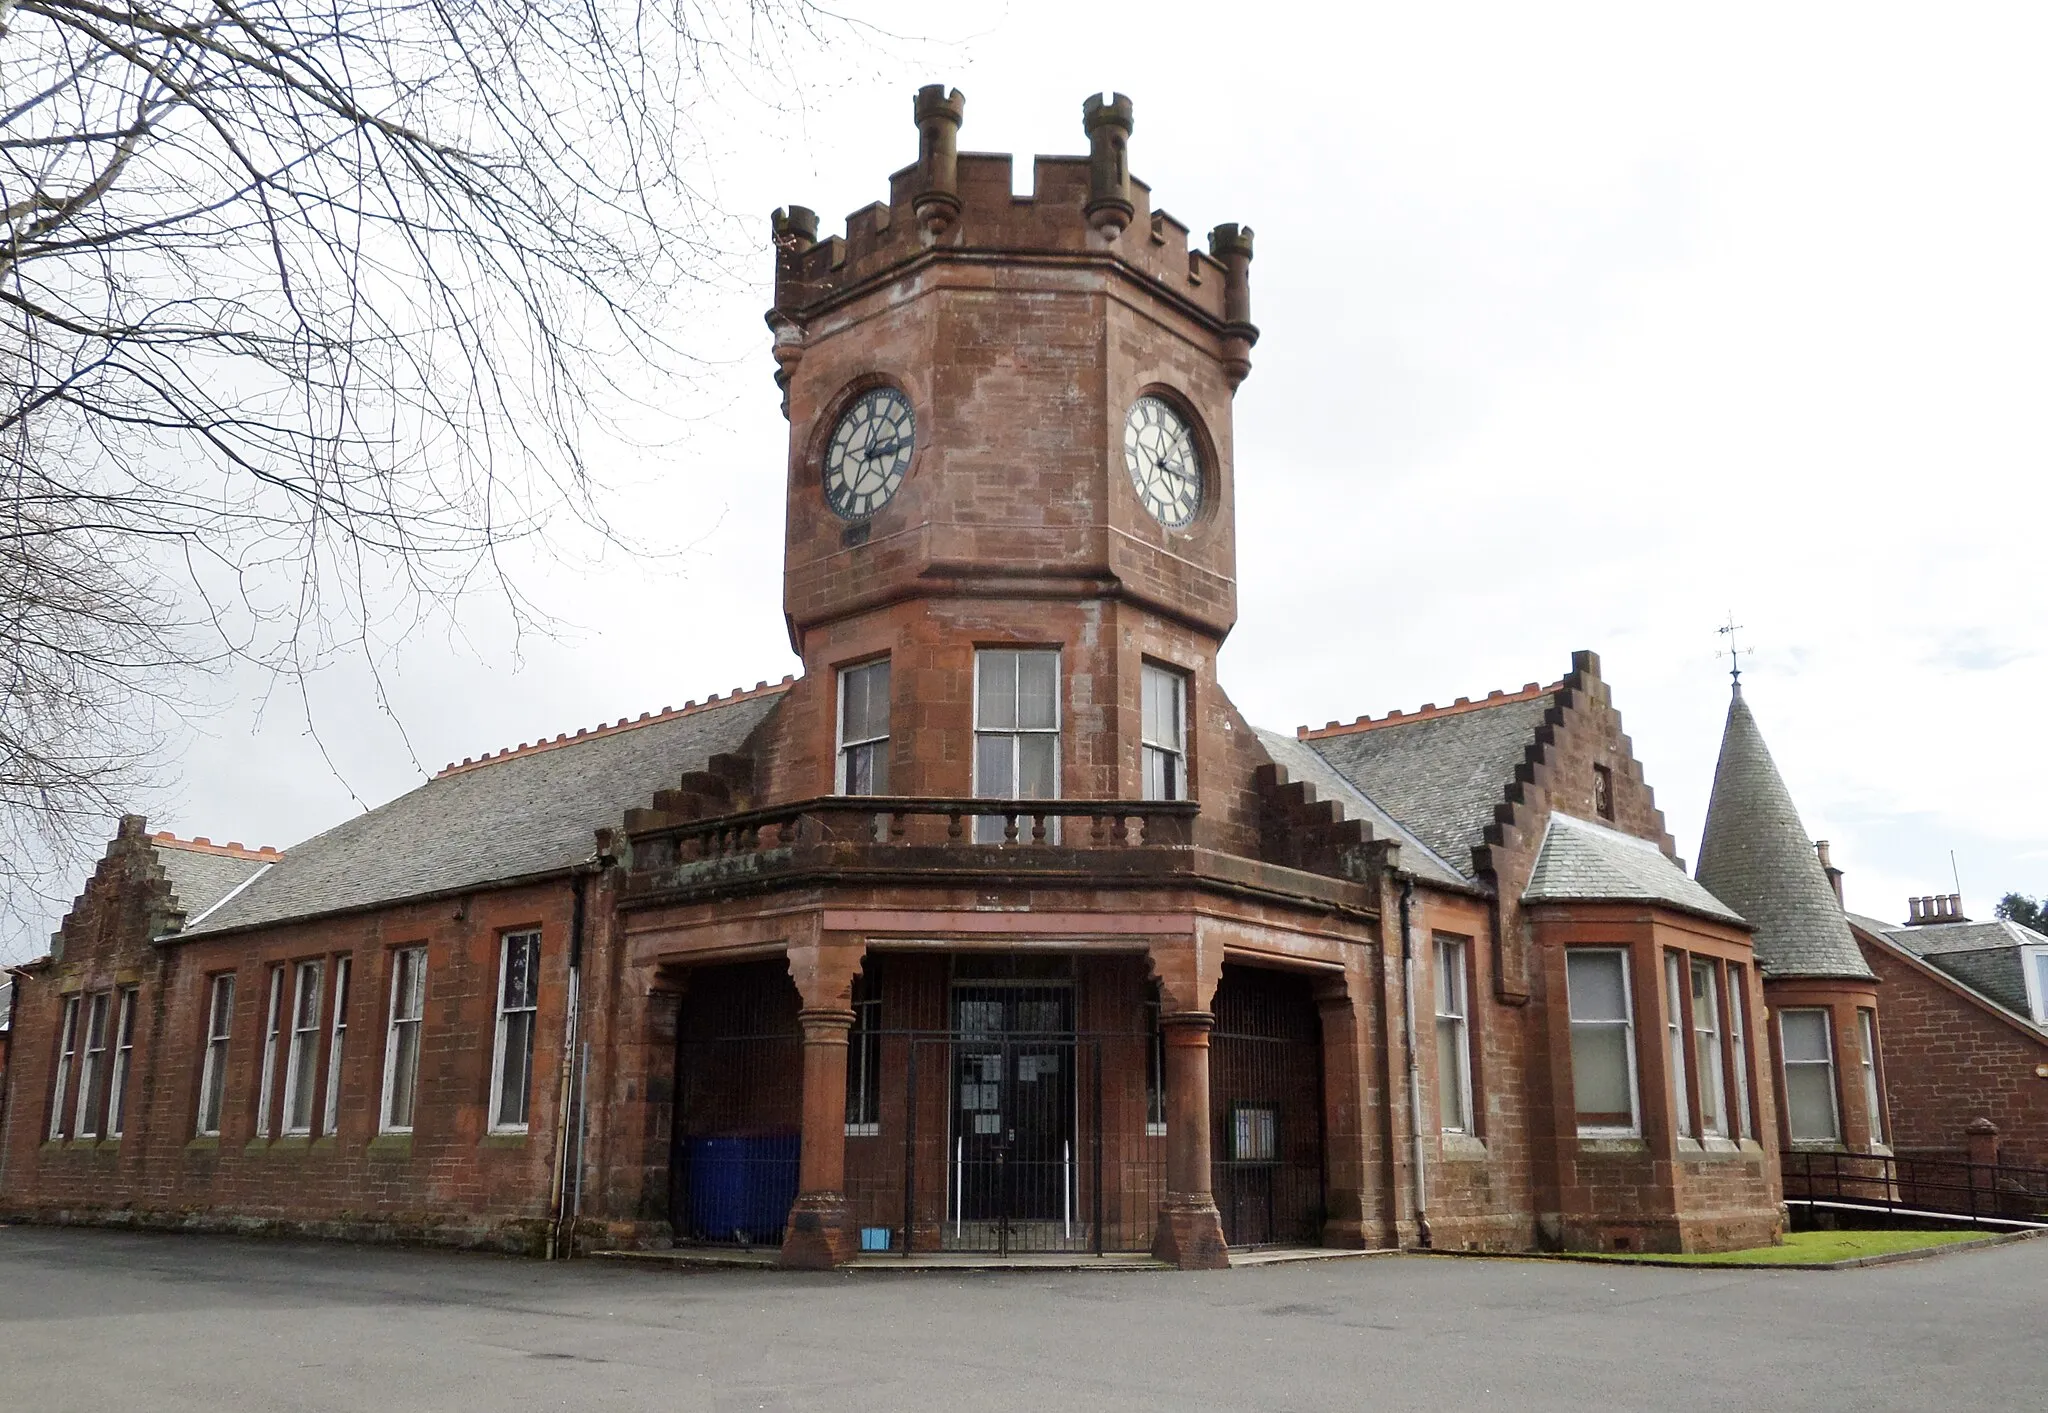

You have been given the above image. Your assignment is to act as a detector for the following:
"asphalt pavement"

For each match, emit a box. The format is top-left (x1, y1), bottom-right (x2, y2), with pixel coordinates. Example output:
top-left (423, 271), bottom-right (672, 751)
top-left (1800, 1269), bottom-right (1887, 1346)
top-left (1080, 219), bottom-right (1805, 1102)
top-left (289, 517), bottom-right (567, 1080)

top-left (1, 1224), bottom-right (2040, 1411)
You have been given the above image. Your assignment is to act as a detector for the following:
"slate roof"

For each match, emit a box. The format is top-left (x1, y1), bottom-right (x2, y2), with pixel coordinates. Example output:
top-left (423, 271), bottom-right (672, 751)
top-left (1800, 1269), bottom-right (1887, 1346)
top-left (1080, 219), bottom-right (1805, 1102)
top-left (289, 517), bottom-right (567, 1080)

top-left (1524, 812), bottom-right (1744, 923)
top-left (1851, 914), bottom-right (2046, 1020)
top-left (1252, 728), bottom-right (1468, 888)
top-left (1297, 691), bottom-right (1555, 879)
top-left (1694, 689), bottom-right (1875, 980)
top-left (155, 844), bottom-right (273, 927)
top-left (180, 691), bottom-right (784, 937)
top-left (0, 976), bottom-right (12, 1030)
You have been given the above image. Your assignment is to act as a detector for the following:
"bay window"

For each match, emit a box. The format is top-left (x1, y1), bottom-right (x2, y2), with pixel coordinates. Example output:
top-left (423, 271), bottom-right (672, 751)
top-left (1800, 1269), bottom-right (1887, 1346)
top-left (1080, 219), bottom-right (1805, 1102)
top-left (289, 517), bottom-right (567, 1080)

top-left (1664, 952), bottom-right (1691, 1138)
top-left (1567, 949), bottom-right (1638, 1135)
top-left (1858, 1008), bottom-right (1886, 1148)
top-left (1779, 1009), bottom-right (1841, 1145)
top-left (1689, 958), bottom-right (1727, 1139)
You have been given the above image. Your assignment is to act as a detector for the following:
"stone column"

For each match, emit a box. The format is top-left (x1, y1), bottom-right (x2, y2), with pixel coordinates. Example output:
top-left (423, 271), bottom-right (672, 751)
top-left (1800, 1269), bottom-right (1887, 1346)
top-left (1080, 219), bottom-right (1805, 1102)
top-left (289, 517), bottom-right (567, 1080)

top-left (1317, 970), bottom-right (1370, 1248)
top-left (780, 1005), bottom-right (855, 1269)
top-left (1153, 1010), bottom-right (1229, 1269)
top-left (779, 930), bottom-right (864, 1269)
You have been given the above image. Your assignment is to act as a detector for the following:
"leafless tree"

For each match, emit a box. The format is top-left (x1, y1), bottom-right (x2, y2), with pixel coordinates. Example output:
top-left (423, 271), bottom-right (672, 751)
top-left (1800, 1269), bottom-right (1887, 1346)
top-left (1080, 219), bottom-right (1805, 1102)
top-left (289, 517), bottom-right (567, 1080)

top-left (1, 0), bottom-right (834, 946)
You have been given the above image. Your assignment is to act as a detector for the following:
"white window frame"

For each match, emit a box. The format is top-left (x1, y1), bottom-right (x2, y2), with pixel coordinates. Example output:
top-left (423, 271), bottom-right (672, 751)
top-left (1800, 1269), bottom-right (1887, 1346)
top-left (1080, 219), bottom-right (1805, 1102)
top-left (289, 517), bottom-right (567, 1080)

top-left (380, 946), bottom-right (428, 1135)
top-left (323, 957), bottom-right (351, 1135)
top-left (1727, 963), bottom-right (1753, 1141)
top-left (281, 960), bottom-right (325, 1136)
top-left (2022, 945), bottom-right (2048, 1026)
top-left (50, 994), bottom-right (80, 1141)
top-left (1858, 1008), bottom-right (1886, 1149)
top-left (107, 988), bottom-right (138, 1139)
top-left (1434, 935), bottom-right (1475, 1135)
top-left (197, 974), bottom-right (235, 1137)
top-left (1140, 662), bottom-right (1189, 802)
top-left (73, 991), bottom-right (110, 1140)
top-left (835, 658), bottom-right (892, 797)
top-left (1567, 948), bottom-right (1640, 1137)
top-left (972, 648), bottom-right (1062, 843)
top-left (1779, 1008), bottom-right (1843, 1145)
top-left (1664, 951), bottom-right (1691, 1139)
top-left (488, 931), bottom-right (542, 1133)
top-left (1688, 958), bottom-right (1728, 1140)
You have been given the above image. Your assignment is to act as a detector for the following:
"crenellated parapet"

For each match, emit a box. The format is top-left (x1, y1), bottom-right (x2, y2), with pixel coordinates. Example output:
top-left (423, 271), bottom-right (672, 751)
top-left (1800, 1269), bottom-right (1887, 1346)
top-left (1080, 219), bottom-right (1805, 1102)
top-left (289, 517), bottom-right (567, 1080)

top-left (768, 87), bottom-right (1256, 368)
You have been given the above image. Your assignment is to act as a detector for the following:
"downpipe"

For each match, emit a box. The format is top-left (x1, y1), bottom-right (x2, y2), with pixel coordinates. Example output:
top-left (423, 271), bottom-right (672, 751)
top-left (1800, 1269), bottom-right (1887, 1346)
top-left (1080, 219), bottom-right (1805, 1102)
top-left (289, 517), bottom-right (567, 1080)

top-left (1399, 876), bottom-right (1432, 1249)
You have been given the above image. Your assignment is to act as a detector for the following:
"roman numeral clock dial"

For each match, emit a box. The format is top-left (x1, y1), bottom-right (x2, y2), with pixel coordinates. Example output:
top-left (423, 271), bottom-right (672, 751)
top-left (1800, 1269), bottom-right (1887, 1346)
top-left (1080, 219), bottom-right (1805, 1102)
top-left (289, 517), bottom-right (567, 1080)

top-left (1123, 395), bottom-right (1203, 528)
top-left (823, 386), bottom-right (915, 520)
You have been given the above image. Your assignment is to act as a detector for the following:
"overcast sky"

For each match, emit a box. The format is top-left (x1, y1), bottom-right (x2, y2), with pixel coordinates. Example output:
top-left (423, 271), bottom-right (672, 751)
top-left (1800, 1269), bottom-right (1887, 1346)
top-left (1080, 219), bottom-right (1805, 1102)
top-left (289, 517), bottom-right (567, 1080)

top-left (17, 3), bottom-right (2044, 959)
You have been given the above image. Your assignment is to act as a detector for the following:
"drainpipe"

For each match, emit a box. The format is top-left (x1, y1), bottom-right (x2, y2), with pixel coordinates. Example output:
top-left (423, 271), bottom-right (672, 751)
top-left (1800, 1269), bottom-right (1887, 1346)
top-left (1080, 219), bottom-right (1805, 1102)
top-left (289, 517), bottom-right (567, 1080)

top-left (546, 865), bottom-right (591, 1259)
top-left (1398, 876), bottom-right (1432, 1249)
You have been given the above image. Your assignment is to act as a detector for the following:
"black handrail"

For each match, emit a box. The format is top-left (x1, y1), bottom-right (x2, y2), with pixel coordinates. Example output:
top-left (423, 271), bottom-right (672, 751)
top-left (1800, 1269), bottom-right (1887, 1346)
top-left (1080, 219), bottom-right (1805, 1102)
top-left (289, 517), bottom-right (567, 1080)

top-left (1782, 1148), bottom-right (2048, 1228)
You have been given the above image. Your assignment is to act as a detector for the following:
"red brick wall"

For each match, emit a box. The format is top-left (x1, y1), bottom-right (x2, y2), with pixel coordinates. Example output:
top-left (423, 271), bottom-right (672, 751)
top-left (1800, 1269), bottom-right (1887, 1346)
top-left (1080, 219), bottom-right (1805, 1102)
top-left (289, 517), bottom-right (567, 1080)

top-left (1858, 934), bottom-right (2048, 1169)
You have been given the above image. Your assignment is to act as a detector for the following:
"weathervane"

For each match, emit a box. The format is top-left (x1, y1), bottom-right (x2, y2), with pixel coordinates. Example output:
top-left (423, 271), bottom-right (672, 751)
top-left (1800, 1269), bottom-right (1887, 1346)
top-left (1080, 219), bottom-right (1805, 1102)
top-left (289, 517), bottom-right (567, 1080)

top-left (1717, 613), bottom-right (1752, 693)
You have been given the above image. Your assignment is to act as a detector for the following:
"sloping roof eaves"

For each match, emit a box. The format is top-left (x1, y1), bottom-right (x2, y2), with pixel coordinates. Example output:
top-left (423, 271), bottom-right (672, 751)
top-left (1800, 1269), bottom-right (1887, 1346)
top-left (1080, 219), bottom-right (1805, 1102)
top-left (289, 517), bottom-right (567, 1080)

top-left (1524, 813), bottom-right (1746, 925)
top-left (1299, 693), bottom-right (1555, 877)
top-left (1850, 917), bottom-right (2048, 1042)
top-left (180, 692), bottom-right (783, 937)
top-left (1252, 728), bottom-right (1469, 888)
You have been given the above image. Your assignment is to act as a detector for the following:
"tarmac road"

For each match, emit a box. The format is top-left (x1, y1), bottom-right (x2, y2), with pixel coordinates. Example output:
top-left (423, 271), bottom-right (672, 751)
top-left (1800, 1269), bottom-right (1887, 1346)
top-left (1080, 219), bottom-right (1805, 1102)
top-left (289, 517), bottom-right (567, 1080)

top-left (1, 1225), bottom-right (2041, 1411)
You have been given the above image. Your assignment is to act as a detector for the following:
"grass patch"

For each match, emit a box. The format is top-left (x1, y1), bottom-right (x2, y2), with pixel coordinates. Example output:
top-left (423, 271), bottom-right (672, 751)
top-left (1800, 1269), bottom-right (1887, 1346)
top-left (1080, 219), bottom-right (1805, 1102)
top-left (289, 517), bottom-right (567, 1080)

top-left (1586, 1229), bottom-right (1987, 1266)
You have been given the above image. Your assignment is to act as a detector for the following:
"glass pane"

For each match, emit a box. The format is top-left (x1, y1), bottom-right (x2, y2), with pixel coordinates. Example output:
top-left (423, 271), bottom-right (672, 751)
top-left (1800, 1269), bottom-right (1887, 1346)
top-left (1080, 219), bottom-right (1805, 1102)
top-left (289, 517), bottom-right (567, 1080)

top-left (295, 964), bottom-right (323, 1030)
top-left (1571, 1023), bottom-right (1633, 1122)
top-left (1142, 745), bottom-right (1168, 802)
top-left (846, 739), bottom-right (888, 796)
top-left (288, 1035), bottom-right (319, 1129)
top-left (502, 937), bottom-right (530, 1011)
top-left (212, 977), bottom-right (235, 1037)
top-left (1690, 960), bottom-right (1719, 1029)
top-left (390, 1024), bottom-right (420, 1129)
top-left (1436, 1017), bottom-right (1467, 1130)
top-left (1785, 1064), bottom-right (1839, 1142)
top-left (976, 651), bottom-right (1017, 730)
top-left (1017, 652), bottom-right (1058, 730)
top-left (1567, 951), bottom-right (1626, 1023)
top-left (843, 661), bottom-right (889, 743)
top-left (975, 734), bottom-right (1013, 799)
top-left (1142, 664), bottom-right (1182, 747)
top-left (497, 1012), bottom-right (534, 1127)
top-left (1435, 941), bottom-right (1462, 1017)
top-left (1780, 1010), bottom-right (1831, 1064)
top-left (1017, 734), bottom-right (1057, 799)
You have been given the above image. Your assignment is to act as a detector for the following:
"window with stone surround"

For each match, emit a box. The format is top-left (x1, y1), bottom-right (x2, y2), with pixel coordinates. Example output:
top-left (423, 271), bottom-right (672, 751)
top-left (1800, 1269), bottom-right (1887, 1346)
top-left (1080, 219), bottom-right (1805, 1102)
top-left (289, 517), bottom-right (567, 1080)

top-left (1779, 1008), bottom-right (1842, 1145)
top-left (1689, 957), bottom-right (1727, 1140)
top-left (323, 957), bottom-right (352, 1133)
top-left (49, 994), bottom-right (80, 1141)
top-left (282, 960), bottom-right (325, 1135)
top-left (196, 974), bottom-right (235, 1137)
top-left (1567, 948), bottom-right (1638, 1136)
top-left (973, 648), bottom-right (1060, 842)
top-left (107, 988), bottom-right (138, 1139)
top-left (381, 946), bottom-right (428, 1134)
top-left (255, 965), bottom-right (285, 1138)
top-left (1663, 951), bottom-right (1691, 1139)
top-left (72, 991), bottom-right (110, 1139)
top-left (836, 657), bottom-right (892, 796)
top-left (490, 931), bottom-right (541, 1132)
top-left (1726, 963), bottom-right (1754, 1141)
top-left (1435, 935), bottom-right (1474, 1134)
top-left (1858, 1008), bottom-right (1886, 1148)
top-left (1140, 662), bottom-right (1188, 802)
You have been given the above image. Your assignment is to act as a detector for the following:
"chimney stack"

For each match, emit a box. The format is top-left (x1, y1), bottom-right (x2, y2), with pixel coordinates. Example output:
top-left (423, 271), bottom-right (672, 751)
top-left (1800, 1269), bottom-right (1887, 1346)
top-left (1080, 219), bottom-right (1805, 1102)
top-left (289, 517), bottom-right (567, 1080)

top-left (1814, 840), bottom-right (1844, 907)
top-left (1906, 893), bottom-right (1972, 925)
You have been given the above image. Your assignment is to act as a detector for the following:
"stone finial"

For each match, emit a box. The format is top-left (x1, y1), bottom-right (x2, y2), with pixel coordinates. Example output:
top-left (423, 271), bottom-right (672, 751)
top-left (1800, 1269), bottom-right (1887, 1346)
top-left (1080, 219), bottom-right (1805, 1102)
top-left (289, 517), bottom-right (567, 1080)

top-left (1207, 222), bottom-right (1257, 386)
top-left (1082, 92), bottom-right (1135, 236)
top-left (913, 85), bottom-right (966, 237)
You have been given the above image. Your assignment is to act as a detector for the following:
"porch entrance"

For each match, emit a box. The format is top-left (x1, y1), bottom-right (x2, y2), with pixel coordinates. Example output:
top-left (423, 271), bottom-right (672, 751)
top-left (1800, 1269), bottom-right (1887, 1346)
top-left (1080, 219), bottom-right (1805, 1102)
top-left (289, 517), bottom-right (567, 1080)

top-left (951, 981), bottom-right (1076, 1233)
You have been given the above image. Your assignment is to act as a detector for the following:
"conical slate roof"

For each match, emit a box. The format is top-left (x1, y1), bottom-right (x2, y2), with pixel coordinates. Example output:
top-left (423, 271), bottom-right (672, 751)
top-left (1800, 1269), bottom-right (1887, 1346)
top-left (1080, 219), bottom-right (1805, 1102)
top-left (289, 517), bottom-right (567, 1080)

top-left (1696, 687), bottom-right (1875, 980)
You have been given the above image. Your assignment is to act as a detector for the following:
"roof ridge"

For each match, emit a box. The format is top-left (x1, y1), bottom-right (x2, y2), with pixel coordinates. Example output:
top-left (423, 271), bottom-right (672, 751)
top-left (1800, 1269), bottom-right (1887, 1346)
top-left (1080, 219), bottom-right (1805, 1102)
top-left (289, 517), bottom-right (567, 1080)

top-left (434, 676), bottom-right (797, 779)
top-left (150, 832), bottom-right (283, 861)
top-left (1296, 680), bottom-right (1559, 740)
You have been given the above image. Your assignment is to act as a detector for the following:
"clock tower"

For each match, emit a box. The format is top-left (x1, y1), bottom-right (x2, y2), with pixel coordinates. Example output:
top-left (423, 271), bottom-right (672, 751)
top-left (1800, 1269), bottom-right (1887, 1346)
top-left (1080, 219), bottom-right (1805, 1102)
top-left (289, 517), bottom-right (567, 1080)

top-left (753, 86), bottom-right (1264, 845)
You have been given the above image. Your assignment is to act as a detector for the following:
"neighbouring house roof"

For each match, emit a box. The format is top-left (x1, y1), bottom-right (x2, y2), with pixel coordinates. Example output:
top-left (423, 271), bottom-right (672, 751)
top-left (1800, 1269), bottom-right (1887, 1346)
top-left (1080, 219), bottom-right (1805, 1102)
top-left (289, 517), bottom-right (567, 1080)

top-left (152, 837), bottom-right (278, 927)
top-left (1694, 687), bottom-right (1875, 981)
top-left (178, 686), bottom-right (787, 938)
top-left (1252, 727), bottom-right (1468, 888)
top-left (1293, 683), bottom-right (1558, 880)
top-left (1849, 914), bottom-right (2048, 1040)
top-left (1851, 913), bottom-right (2047, 1022)
top-left (1524, 812), bottom-right (1745, 924)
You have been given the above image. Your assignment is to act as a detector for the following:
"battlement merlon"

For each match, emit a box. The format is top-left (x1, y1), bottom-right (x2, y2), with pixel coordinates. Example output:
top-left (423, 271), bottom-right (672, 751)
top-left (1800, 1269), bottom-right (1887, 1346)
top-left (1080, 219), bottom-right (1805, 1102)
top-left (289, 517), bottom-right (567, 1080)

top-left (766, 88), bottom-right (1257, 366)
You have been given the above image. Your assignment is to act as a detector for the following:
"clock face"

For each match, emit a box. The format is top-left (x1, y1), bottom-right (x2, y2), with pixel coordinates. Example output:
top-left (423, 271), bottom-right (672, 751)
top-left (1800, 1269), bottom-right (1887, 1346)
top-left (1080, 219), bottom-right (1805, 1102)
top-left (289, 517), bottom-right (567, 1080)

top-left (1123, 395), bottom-right (1203, 528)
top-left (823, 386), bottom-right (915, 520)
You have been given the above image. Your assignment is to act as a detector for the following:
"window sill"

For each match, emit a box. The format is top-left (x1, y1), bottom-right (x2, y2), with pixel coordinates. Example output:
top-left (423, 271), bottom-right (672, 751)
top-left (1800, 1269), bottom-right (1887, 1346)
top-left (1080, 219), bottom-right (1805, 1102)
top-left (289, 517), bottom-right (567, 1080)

top-left (1677, 1136), bottom-right (1746, 1161)
top-left (844, 1123), bottom-right (880, 1139)
top-left (186, 1135), bottom-right (220, 1152)
top-left (1576, 1135), bottom-right (1648, 1155)
top-left (367, 1133), bottom-right (414, 1158)
top-left (481, 1131), bottom-right (528, 1149)
top-left (1440, 1132), bottom-right (1488, 1161)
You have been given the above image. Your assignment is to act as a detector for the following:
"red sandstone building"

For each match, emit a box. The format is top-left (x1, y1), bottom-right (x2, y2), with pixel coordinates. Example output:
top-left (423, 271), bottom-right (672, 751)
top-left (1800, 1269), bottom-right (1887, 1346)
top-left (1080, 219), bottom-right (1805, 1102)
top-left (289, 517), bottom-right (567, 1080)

top-left (2, 89), bottom-right (1836, 1264)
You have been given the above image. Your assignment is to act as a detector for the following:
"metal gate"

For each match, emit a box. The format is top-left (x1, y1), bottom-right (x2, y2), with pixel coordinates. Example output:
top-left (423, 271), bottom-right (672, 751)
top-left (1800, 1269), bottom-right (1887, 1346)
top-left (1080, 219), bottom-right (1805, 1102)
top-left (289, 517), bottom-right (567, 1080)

top-left (1210, 965), bottom-right (1326, 1248)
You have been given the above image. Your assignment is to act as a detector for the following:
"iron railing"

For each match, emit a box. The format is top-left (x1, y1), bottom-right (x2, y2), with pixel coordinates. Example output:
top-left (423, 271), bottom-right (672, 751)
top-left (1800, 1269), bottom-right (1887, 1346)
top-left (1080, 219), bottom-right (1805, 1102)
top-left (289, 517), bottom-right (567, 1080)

top-left (1783, 1149), bottom-right (2048, 1229)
